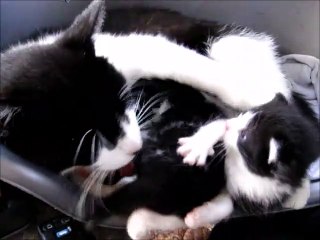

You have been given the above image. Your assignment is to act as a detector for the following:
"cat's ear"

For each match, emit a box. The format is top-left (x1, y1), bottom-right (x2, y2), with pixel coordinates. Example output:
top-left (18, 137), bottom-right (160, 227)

top-left (273, 93), bottom-right (288, 105)
top-left (58, 0), bottom-right (106, 49)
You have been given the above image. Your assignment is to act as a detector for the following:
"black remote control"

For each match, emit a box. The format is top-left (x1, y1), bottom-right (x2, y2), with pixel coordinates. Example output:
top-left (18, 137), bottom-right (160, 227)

top-left (38, 215), bottom-right (95, 240)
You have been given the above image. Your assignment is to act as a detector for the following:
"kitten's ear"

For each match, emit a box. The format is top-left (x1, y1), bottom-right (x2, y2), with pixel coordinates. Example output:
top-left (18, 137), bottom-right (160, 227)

top-left (58, 0), bottom-right (106, 49)
top-left (273, 93), bottom-right (288, 105)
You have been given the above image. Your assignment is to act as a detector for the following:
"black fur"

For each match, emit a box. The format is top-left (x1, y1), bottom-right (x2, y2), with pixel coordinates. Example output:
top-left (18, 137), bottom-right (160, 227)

top-left (239, 94), bottom-right (319, 185)
top-left (0, 0), bottom-right (128, 171)
top-left (98, 79), bottom-right (227, 218)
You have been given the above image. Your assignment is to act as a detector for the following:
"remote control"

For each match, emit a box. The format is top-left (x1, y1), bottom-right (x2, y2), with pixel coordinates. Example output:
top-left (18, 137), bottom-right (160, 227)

top-left (37, 215), bottom-right (95, 240)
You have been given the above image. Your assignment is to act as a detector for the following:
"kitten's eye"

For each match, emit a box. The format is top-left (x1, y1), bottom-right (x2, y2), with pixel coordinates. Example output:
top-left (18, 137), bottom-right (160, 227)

top-left (269, 162), bottom-right (277, 172)
top-left (239, 129), bottom-right (247, 141)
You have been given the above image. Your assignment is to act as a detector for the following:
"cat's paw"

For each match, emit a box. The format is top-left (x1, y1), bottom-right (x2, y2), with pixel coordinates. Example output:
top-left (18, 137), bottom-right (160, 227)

top-left (177, 131), bottom-right (214, 166)
top-left (184, 205), bottom-right (213, 229)
top-left (127, 209), bottom-right (152, 240)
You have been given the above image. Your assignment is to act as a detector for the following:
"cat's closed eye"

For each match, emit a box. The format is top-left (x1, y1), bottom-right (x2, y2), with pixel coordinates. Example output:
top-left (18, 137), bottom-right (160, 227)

top-left (239, 129), bottom-right (248, 141)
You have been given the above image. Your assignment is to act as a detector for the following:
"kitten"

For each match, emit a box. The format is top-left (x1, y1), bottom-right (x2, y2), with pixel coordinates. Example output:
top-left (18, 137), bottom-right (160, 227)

top-left (178, 93), bottom-right (319, 228)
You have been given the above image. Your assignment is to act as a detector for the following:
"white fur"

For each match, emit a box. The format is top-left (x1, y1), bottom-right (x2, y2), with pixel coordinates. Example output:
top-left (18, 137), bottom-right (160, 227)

top-left (94, 146), bottom-right (134, 171)
top-left (207, 32), bottom-right (291, 109)
top-left (118, 109), bottom-right (142, 155)
top-left (127, 208), bottom-right (185, 240)
top-left (185, 191), bottom-right (233, 229)
top-left (283, 178), bottom-right (310, 209)
top-left (93, 33), bottom-right (219, 87)
top-left (7, 33), bottom-right (60, 52)
top-left (268, 138), bottom-right (279, 164)
top-left (223, 112), bottom-right (256, 148)
top-left (177, 119), bottom-right (226, 166)
top-left (225, 147), bottom-right (292, 206)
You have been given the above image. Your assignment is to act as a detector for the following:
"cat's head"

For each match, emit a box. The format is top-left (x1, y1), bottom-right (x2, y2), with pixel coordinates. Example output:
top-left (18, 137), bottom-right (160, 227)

top-left (0, 0), bottom-right (142, 170)
top-left (223, 94), bottom-right (319, 211)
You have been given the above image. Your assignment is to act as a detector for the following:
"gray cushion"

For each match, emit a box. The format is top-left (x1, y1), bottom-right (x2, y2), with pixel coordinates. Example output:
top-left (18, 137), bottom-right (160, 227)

top-left (281, 54), bottom-right (320, 206)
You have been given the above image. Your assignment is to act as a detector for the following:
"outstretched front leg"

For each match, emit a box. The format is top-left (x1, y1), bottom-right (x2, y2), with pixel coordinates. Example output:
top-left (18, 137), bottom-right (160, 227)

top-left (94, 33), bottom-right (226, 96)
top-left (94, 32), bottom-right (290, 110)
top-left (177, 119), bottom-right (227, 166)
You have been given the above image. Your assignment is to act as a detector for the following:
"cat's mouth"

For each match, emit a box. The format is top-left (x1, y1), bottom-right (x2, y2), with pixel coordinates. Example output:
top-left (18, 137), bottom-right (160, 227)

top-left (101, 161), bottom-right (136, 185)
top-left (119, 161), bottom-right (135, 177)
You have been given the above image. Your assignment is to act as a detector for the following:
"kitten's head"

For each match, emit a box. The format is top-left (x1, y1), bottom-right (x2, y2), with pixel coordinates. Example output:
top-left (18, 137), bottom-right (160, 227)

top-left (0, 0), bottom-right (142, 170)
top-left (224, 94), bottom-right (319, 211)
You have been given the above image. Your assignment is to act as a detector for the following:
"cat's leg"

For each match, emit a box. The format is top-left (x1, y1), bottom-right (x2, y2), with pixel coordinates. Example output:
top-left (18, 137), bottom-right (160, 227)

top-left (283, 178), bottom-right (310, 209)
top-left (94, 32), bottom-right (289, 110)
top-left (127, 208), bottom-right (186, 240)
top-left (93, 33), bottom-right (232, 103)
top-left (184, 192), bottom-right (233, 229)
top-left (177, 119), bottom-right (227, 166)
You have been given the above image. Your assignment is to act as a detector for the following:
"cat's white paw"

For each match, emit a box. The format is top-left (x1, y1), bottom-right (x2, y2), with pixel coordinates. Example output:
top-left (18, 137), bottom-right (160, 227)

top-left (184, 205), bottom-right (213, 229)
top-left (177, 131), bottom-right (214, 166)
top-left (127, 209), bottom-right (151, 240)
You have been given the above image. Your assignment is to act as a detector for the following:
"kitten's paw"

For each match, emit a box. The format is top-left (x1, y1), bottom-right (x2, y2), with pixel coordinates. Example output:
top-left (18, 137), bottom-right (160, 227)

top-left (177, 133), bottom-right (214, 166)
top-left (185, 206), bottom-right (213, 229)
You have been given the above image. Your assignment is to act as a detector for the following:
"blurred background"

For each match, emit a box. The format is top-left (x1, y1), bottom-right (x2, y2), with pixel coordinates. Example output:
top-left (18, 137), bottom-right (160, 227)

top-left (1, 0), bottom-right (319, 58)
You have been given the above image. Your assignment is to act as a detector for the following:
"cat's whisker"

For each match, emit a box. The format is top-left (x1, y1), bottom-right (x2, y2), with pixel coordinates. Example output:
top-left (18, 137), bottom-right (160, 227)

top-left (138, 111), bottom-right (155, 125)
top-left (214, 148), bottom-right (226, 160)
top-left (90, 132), bottom-right (97, 164)
top-left (134, 91), bottom-right (144, 114)
top-left (73, 129), bottom-right (93, 166)
top-left (139, 115), bottom-right (159, 129)
top-left (213, 142), bottom-right (224, 148)
top-left (97, 172), bottom-right (111, 213)
top-left (137, 96), bottom-right (164, 123)
top-left (77, 169), bottom-right (101, 217)
top-left (119, 84), bottom-right (130, 100)
top-left (137, 92), bottom-right (166, 120)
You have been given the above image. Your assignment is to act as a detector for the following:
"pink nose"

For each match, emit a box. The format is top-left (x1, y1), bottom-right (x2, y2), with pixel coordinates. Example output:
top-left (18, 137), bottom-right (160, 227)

top-left (225, 120), bottom-right (230, 131)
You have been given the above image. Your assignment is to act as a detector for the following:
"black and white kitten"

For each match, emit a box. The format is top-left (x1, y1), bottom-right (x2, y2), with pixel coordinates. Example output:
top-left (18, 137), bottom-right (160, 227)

top-left (178, 93), bottom-right (319, 227)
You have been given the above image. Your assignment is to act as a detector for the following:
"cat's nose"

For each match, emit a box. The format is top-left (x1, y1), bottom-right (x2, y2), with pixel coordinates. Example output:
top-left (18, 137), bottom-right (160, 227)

top-left (225, 121), bottom-right (230, 131)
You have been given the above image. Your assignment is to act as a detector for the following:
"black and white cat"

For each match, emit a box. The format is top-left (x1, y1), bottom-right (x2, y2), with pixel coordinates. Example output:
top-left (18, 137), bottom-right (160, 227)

top-left (0, 0), bottom-right (230, 172)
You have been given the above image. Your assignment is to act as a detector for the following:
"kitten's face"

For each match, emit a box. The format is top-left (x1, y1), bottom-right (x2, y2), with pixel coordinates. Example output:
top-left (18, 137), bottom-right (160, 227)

top-left (0, 0), bottom-right (142, 170)
top-left (223, 95), bottom-right (319, 209)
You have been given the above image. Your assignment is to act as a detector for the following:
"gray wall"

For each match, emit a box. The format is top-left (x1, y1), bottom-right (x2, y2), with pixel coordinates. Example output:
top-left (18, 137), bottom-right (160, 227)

top-left (1, 0), bottom-right (319, 58)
